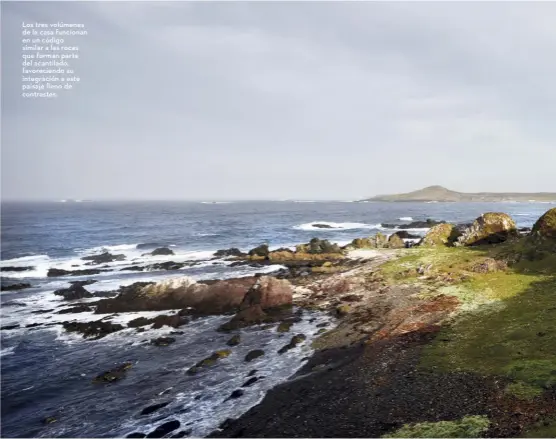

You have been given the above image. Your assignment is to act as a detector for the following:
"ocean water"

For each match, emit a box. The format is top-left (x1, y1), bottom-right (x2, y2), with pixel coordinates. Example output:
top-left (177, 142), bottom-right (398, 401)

top-left (1, 200), bottom-right (553, 438)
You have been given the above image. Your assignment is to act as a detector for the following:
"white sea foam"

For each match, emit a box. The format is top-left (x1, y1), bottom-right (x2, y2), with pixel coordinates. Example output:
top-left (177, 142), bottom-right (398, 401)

top-left (293, 221), bottom-right (382, 231)
top-left (398, 217), bottom-right (414, 221)
top-left (0, 346), bottom-right (16, 357)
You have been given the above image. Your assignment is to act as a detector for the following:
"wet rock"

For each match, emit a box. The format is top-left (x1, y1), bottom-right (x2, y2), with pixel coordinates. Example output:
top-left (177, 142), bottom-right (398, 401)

top-left (31, 309), bottom-right (53, 314)
top-left (1, 282), bottom-right (32, 291)
top-left (146, 420), bottom-right (181, 438)
top-left (247, 369), bottom-right (258, 377)
top-left (228, 389), bottom-right (244, 399)
top-left (69, 280), bottom-right (98, 287)
top-left (456, 213), bottom-right (518, 246)
top-left (312, 223), bottom-right (334, 229)
top-left (149, 247), bottom-right (175, 256)
top-left (42, 416), bottom-right (57, 424)
top-left (214, 248), bottom-right (246, 257)
top-left (81, 252), bottom-right (126, 265)
top-left (93, 290), bottom-right (118, 298)
top-left (151, 314), bottom-right (189, 329)
top-left (278, 334), bottom-right (306, 354)
top-left (170, 331), bottom-right (184, 335)
top-left (1, 324), bottom-right (20, 330)
top-left (93, 362), bottom-right (133, 383)
top-left (150, 337), bottom-right (176, 347)
top-left (226, 334), bottom-right (241, 346)
top-left (277, 322), bottom-right (293, 333)
top-left (140, 402), bottom-right (171, 416)
top-left (57, 304), bottom-right (93, 314)
top-left (248, 244), bottom-right (270, 258)
top-left (147, 261), bottom-right (186, 271)
top-left (26, 323), bottom-right (43, 328)
top-left (1, 266), bottom-right (34, 272)
top-left (47, 268), bottom-right (104, 277)
top-left (245, 350), bottom-right (265, 362)
top-left (187, 350), bottom-right (231, 375)
top-left (126, 433), bottom-right (146, 438)
top-left (242, 377), bottom-right (259, 387)
top-left (170, 431), bottom-right (191, 438)
top-left (127, 317), bottom-right (152, 328)
top-left (54, 284), bottom-right (94, 301)
top-left (63, 320), bottom-right (125, 339)
top-left (120, 266), bottom-right (145, 272)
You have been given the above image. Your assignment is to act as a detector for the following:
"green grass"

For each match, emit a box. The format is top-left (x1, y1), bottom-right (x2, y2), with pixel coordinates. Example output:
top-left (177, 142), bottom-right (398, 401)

top-left (382, 415), bottom-right (490, 438)
top-left (522, 417), bottom-right (556, 438)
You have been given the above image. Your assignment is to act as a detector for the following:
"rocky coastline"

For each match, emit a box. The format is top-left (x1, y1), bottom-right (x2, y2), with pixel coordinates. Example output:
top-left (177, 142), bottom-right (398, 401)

top-left (3, 208), bottom-right (556, 438)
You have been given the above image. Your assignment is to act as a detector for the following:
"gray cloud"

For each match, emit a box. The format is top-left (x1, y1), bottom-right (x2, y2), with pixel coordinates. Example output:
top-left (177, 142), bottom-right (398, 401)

top-left (2, 1), bottom-right (555, 200)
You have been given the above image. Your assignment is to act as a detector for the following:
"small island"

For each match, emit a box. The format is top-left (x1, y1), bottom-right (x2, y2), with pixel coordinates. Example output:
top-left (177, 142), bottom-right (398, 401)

top-left (362, 185), bottom-right (556, 203)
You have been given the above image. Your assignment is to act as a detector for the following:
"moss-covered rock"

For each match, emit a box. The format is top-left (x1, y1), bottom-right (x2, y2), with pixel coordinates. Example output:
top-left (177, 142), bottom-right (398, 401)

top-left (278, 334), bottom-right (306, 354)
top-left (346, 233), bottom-right (388, 250)
top-left (455, 213), bottom-right (518, 246)
top-left (226, 334), bottom-right (241, 346)
top-left (248, 244), bottom-right (270, 258)
top-left (245, 349), bottom-right (265, 362)
top-left (277, 322), bottom-right (293, 333)
top-left (387, 233), bottom-right (405, 249)
top-left (382, 415), bottom-right (490, 438)
top-left (187, 349), bottom-right (231, 375)
top-left (336, 304), bottom-right (351, 317)
top-left (531, 208), bottom-right (556, 240)
top-left (420, 223), bottom-right (459, 247)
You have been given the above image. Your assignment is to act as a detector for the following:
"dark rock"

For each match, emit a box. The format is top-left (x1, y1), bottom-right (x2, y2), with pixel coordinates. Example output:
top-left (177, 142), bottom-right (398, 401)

top-left (149, 247), bottom-right (174, 256)
top-left (170, 331), bottom-right (184, 335)
top-left (140, 402), bottom-right (170, 416)
top-left (54, 284), bottom-right (93, 300)
top-left (93, 362), bottom-right (133, 383)
top-left (82, 252), bottom-right (126, 265)
top-left (126, 433), bottom-right (146, 438)
top-left (1, 324), bottom-right (20, 330)
top-left (1, 282), bottom-right (32, 291)
top-left (170, 431), bottom-right (191, 438)
top-left (146, 420), bottom-right (181, 438)
top-left (245, 350), bottom-right (265, 362)
top-left (42, 416), bottom-right (57, 425)
top-left (382, 219), bottom-right (445, 229)
top-left (92, 290), bottom-right (118, 298)
top-left (312, 223), bottom-right (334, 229)
top-left (69, 280), bottom-right (98, 287)
top-left (187, 350), bottom-right (232, 375)
top-left (228, 389), bottom-right (244, 399)
top-left (31, 309), bottom-right (53, 314)
top-left (2, 301), bottom-right (27, 307)
top-left (242, 377), bottom-right (259, 387)
top-left (47, 268), bottom-right (103, 277)
top-left (26, 323), bottom-right (43, 328)
top-left (248, 244), bottom-right (270, 258)
top-left (247, 369), bottom-right (258, 377)
top-left (120, 266), bottom-right (145, 272)
top-left (214, 248), bottom-right (246, 258)
top-left (150, 337), bottom-right (176, 346)
top-left (277, 322), bottom-right (293, 332)
top-left (306, 238), bottom-right (341, 254)
top-left (0, 266), bottom-right (34, 272)
top-left (390, 231), bottom-right (420, 239)
top-left (128, 314), bottom-right (188, 329)
top-left (226, 334), bottom-right (241, 346)
top-left (57, 304), bottom-right (92, 314)
top-left (63, 320), bottom-right (124, 339)
top-left (147, 261), bottom-right (186, 271)
top-left (278, 334), bottom-right (306, 354)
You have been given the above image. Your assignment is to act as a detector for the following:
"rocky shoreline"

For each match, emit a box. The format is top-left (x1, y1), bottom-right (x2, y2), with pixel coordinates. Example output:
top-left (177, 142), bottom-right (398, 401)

top-left (3, 208), bottom-right (556, 438)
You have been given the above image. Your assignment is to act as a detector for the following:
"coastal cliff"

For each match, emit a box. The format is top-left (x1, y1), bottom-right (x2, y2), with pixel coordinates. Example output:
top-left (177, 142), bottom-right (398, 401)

top-left (363, 185), bottom-right (556, 203)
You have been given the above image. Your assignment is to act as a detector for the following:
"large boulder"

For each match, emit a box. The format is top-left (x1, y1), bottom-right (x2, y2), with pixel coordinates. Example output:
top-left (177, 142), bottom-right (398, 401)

top-left (81, 252), bottom-right (126, 265)
top-left (94, 277), bottom-right (257, 315)
top-left (214, 248), bottom-right (246, 258)
top-left (218, 276), bottom-right (293, 331)
top-left (455, 213), bottom-right (518, 246)
top-left (346, 233), bottom-right (388, 250)
top-left (150, 247), bottom-right (174, 256)
top-left (54, 284), bottom-right (94, 300)
top-left (248, 244), bottom-right (270, 259)
top-left (531, 208), bottom-right (556, 240)
top-left (420, 223), bottom-right (459, 247)
top-left (294, 238), bottom-right (341, 255)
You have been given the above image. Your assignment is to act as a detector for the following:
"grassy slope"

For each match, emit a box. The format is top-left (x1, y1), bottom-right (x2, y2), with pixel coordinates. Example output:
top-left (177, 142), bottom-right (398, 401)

top-left (377, 240), bottom-right (556, 437)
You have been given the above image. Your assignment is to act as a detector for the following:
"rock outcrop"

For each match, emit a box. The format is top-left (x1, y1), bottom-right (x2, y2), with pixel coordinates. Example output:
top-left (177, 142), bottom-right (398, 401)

top-left (387, 233), bottom-right (405, 249)
top-left (47, 268), bottom-right (104, 277)
top-left (150, 247), bottom-right (175, 256)
top-left (54, 284), bottom-right (94, 300)
top-left (346, 233), bottom-right (388, 250)
top-left (94, 278), bottom-right (257, 315)
top-left (214, 248), bottom-right (246, 258)
top-left (218, 276), bottom-right (293, 331)
top-left (455, 213), bottom-right (518, 246)
top-left (81, 252), bottom-right (126, 265)
top-left (420, 224), bottom-right (459, 247)
top-left (531, 208), bottom-right (556, 240)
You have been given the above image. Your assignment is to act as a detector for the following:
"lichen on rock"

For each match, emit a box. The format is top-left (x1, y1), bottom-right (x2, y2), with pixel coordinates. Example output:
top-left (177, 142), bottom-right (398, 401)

top-left (531, 208), bottom-right (556, 240)
top-left (420, 223), bottom-right (459, 247)
top-left (455, 213), bottom-right (518, 246)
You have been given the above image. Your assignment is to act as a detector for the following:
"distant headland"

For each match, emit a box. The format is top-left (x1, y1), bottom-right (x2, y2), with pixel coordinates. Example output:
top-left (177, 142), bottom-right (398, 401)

top-left (362, 185), bottom-right (556, 202)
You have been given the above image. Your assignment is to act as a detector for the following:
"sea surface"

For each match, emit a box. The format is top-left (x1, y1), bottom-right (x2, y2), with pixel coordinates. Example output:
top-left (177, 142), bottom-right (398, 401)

top-left (1, 200), bottom-right (553, 438)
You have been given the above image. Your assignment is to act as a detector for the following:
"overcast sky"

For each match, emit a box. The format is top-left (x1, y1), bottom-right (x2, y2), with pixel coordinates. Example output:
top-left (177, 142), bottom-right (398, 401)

top-left (2, 1), bottom-right (556, 200)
